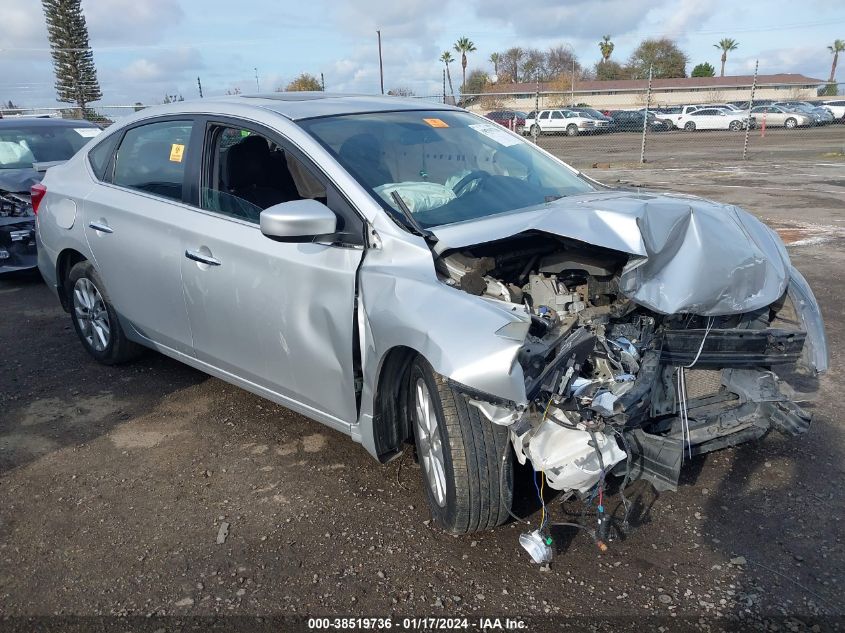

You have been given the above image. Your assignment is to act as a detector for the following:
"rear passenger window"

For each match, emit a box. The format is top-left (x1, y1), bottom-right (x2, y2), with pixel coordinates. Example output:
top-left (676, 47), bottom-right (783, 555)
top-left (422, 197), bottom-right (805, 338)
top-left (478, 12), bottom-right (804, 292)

top-left (88, 132), bottom-right (120, 181)
top-left (112, 120), bottom-right (193, 201)
top-left (201, 126), bottom-right (327, 224)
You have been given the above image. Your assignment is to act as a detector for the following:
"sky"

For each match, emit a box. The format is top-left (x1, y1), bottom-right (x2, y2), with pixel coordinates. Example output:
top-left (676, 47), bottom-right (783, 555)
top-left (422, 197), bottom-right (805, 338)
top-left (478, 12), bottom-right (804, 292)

top-left (2, 0), bottom-right (844, 108)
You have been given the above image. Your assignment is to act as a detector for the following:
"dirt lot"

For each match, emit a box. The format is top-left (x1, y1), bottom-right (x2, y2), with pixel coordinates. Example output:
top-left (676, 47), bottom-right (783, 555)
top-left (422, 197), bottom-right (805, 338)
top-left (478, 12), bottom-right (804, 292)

top-left (1, 153), bottom-right (844, 631)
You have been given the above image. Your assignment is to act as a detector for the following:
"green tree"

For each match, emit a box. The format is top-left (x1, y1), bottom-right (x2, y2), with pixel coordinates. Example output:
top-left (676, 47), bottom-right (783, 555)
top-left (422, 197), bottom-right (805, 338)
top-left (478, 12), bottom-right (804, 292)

top-left (828, 39), bottom-right (845, 82)
top-left (463, 69), bottom-right (489, 97)
top-left (488, 52), bottom-right (501, 77)
top-left (594, 60), bottom-right (626, 80)
top-left (626, 38), bottom-right (688, 79)
top-left (162, 94), bottom-right (184, 104)
top-left (285, 73), bottom-right (323, 91)
top-left (598, 35), bottom-right (614, 62)
top-left (42, 0), bottom-right (102, 114)
top-left (714, 38), bottom-right (738, 77)
top-left (453, 37), bottom-right (477, 98)
top-left (439, 51), bottom-right (456, 102)
top-left (501, 47), bottom-right (525, 82)
top-left (691, 62), bottom-right (716, 77)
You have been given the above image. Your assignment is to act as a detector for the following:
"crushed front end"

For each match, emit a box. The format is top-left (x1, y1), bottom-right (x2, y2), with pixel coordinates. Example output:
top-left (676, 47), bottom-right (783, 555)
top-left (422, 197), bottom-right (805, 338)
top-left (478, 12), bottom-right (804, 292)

top-left (436, 230), bottom-right (828, 499)
top-left (0, 190), bottom-right (37, 274)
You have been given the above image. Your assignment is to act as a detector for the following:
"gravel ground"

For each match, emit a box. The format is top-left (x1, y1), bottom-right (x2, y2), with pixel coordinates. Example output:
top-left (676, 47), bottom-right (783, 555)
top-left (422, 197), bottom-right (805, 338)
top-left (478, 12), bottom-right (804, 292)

top-left (0, 156), bottom-right (843, 632)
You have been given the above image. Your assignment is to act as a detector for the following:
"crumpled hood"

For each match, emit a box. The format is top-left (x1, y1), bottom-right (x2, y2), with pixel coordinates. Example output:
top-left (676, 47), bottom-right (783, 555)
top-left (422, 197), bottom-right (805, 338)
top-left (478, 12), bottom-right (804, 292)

top-left (430, 190), bottom-right (790, 316)
top-left (0, 168), bottom-right (42, 194)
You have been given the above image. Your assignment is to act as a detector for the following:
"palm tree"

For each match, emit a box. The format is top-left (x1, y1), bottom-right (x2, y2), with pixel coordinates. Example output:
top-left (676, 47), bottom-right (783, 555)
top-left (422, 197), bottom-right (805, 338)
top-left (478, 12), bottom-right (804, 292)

top-left (440, 51), bottom-right (456, 103)
top-left (598, 35), bottom-right (614, 62)
top-left (714, 38), bottom-right (739, 77)
top-left (828, 39), bottom-right (845, 83)
top-left (453, 37), bottom-right (477, 98)
top-left (489, 52), bottom-right (501, 77)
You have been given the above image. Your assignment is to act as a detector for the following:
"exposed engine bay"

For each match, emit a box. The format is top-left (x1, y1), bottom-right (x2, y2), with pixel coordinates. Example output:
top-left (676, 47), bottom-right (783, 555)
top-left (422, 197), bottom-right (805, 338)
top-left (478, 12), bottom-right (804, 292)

top-left (435, 232), bottom-right (817, 507)
top-left (0, 190), bottom-right (37, 274)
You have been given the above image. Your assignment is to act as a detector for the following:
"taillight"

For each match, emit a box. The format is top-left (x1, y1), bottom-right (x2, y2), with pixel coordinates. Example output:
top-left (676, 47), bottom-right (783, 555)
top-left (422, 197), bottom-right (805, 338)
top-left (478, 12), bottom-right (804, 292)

top-left (30, 183), bottom-right (47, 214)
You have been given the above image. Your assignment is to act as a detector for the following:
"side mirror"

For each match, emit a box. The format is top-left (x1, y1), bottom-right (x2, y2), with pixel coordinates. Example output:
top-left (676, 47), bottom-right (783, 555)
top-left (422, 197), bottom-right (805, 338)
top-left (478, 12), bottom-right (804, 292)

top-left (260, 199), bottom-right (337, 242)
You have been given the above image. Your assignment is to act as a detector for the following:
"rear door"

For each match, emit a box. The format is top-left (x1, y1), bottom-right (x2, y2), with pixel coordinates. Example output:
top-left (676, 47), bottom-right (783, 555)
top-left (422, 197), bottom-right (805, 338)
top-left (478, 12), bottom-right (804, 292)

top-left (548, 110), bottom-right (565, 132)
top-left (178, 118), bottom-right (365, 427)
top-left (82, 117), bottom-right (197, 353)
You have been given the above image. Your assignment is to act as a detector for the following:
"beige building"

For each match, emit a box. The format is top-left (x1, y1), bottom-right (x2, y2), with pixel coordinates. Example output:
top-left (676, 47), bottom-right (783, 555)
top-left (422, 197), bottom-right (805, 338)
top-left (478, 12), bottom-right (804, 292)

top-left (471, 74), bottom-right (825, 112)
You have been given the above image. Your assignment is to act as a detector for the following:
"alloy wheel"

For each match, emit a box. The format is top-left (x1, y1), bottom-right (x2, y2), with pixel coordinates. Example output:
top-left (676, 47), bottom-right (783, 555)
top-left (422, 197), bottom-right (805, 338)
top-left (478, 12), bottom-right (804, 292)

top-left (414, 377), bottom-right (447, 507)
top-left (73, 277), bottom-right (111, 352)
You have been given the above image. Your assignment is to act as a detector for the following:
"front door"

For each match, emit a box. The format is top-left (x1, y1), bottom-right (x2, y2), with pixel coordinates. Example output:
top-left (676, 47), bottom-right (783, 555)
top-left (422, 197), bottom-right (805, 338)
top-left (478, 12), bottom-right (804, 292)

top-left (179, 121), bottom-right (364, 426)
top-left (83, 118), bottom-right (196, 353)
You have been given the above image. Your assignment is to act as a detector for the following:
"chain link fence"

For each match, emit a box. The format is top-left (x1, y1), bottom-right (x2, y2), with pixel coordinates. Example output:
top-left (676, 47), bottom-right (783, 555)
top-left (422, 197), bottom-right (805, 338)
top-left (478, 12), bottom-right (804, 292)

top-left (4, 86), bottom-right (844, 168)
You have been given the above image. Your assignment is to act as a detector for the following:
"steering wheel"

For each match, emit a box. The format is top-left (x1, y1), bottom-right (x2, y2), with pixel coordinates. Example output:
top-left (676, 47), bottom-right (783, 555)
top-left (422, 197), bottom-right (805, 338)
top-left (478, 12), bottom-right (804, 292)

top-left (452, 170), bottom-right (490, 197)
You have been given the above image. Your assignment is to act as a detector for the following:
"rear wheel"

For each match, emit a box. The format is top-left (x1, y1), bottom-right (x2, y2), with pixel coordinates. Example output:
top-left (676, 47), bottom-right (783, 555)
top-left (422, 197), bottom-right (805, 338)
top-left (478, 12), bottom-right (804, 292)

top-left (67, 261), bottom-right (142, 365)
top-left (684, 121), bottom-right (696, 131)
top-left (785, 117), bottom-right (797, 129)
top-left (409, 357), bottom-right (513, 533)
top-left (530, 124), bottom-right (540, 137)
top-left (566, 124), bottom-right (579, 137)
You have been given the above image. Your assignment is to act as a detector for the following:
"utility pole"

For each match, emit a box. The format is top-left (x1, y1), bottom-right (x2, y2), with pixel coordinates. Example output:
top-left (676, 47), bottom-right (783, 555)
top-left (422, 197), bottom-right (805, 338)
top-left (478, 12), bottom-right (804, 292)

top-left (321, 72), bottom-right (325, 91)
top-left (254, 67), bottom-right (260, 92)
top-left (377, 30), bottom-right (384, 94)
top-left (197, 76), bottom-right (203, 98)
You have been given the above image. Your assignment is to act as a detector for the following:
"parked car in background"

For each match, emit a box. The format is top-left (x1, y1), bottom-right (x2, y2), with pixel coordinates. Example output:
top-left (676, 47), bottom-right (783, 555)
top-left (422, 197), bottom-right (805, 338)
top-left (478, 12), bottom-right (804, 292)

top-left (35, 94), bottom-right (827, 537)
top-left (564, 106), bottom-right (615, 131)
top-left (610, 110), bottom-right (670, 132)
top-left (774, 101), bottom-right (834, 124)
top-left (668, 105), bottom-right (704, 129)
top-left (681, 107), bottom-right (750, 131)
top-left (485, 110), bottom-right (526, 134)
top-left (821, 99), bottom-right (845, 122)
top-left (527, 109), bottom-right (607, 136)
top-left (1, 117), bottom-right (100, 274)
top-left (749, 105), bottom-right (814, 129)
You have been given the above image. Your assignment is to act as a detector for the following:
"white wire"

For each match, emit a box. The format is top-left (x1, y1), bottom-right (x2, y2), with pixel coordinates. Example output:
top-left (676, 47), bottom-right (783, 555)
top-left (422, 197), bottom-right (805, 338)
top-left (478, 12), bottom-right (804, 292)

top-left (685, 316), bottom-right (715, 369)
top-left (676, 316), bottom-right (715, 460)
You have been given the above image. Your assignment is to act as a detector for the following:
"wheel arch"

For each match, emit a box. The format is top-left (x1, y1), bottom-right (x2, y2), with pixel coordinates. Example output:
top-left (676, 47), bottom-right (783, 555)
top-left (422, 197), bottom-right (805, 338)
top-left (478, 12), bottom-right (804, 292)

top-left (56, 248), bottom-right (88, 311)
top-left (370, 345), bottom-right (419, 462)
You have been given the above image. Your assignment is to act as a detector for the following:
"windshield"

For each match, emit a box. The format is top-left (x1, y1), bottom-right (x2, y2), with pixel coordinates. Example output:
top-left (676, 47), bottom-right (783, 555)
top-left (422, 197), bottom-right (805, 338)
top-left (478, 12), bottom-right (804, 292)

top-left (0, 124), bottom-right (99, 169)
top-left (299, 110), bottom-right (596, 229)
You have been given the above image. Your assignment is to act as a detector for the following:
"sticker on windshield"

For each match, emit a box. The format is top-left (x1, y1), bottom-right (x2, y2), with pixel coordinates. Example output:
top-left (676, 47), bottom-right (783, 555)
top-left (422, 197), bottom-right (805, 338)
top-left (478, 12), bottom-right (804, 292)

top-left (169, 143), bottom-right (185, 162)
top-left (74, 127), bottom-right (101, 138)
top-left (468, 123), bottom-right (520, 147)
top-left (423, 118), bottom-right (449, 128)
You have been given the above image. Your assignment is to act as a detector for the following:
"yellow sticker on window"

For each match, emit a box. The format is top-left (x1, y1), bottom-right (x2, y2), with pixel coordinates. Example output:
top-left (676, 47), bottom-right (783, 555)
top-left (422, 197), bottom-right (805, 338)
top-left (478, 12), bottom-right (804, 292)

top-left (423, 118), bottom-right (449, 128)
top-left (169, 143), bottom-right (185, 162)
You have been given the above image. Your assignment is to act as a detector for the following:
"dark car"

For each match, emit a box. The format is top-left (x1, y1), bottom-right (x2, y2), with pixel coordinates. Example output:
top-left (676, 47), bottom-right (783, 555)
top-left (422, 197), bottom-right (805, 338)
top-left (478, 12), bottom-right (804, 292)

top-left (0, 117), bottom-right (100, 274)
top-left (610, 110), bottom-right (670, 132)
top-left (485, 110), bottom-right (527, 133)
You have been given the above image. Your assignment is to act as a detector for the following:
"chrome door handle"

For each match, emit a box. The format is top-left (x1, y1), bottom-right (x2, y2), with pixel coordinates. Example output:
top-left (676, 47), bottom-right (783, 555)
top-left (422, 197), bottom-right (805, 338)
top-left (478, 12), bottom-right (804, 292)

top-left (185, 249), bottom-right (221, 266)
top-left (88, 222), bottom-right (113, 234)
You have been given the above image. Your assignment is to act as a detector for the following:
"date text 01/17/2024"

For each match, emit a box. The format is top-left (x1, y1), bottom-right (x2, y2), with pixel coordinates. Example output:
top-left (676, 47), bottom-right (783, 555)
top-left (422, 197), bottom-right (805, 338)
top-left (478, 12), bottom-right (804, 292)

top-left (306, 617), bottom-right (528, 630)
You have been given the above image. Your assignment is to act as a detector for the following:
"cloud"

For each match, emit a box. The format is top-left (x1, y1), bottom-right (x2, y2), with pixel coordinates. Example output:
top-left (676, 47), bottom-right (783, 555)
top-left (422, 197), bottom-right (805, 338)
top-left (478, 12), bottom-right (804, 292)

top-left (84, 0), bottom-right (184, 44)
top-left (121, 47), bottom-right (204, 82)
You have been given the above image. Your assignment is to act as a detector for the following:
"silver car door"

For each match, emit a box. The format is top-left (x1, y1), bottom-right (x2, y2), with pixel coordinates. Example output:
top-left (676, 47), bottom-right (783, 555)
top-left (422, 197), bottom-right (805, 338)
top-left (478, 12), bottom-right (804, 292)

top-left (179, 121), bottom-right (364, 427)
top-left (82, 118), bottom-right (195, 354)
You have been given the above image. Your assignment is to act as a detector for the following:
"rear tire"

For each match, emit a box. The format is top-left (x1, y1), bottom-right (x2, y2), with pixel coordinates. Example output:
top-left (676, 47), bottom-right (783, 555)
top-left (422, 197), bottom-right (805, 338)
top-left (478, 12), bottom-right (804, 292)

top-left (409, 357), bottom-right (513, 533)
top-left (785, 117), bottom-right (797, 129)
top-left (530, 124), bottom-right (540, 137)
top-left (566, 124), bottom-right (579, 137)
top-left (67, 261), bottom-right (143, 365)
top-left (684, 121), bottom-right (696, 131)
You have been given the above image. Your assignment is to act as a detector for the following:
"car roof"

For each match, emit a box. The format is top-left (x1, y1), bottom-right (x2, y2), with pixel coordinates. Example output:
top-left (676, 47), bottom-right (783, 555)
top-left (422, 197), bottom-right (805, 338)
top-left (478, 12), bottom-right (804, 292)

top-left (0, 117), bottom-right (99, 128)
top-left (137, 93), bottom-right (460, 121)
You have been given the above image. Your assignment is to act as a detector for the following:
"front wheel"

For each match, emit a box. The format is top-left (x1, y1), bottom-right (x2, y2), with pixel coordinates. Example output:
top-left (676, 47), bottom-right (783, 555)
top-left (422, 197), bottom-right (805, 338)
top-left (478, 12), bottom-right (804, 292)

top-left (684, 121), bottom-right (696, 131)
top-left (785, 117), bottom-right (797, 129)
top-left (67, 261), bottom-right (142, 365)
top-left (409, 357), bottom-right (513, 533)
top-left (566, 124), bottom-right (579, 137)
top-left (729, 120), bottom-right (742, 131)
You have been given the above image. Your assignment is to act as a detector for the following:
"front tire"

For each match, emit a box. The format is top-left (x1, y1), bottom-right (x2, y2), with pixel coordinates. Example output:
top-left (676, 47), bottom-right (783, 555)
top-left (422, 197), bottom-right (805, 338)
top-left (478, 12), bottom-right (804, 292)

top-left (729, 120), bottom-right (742, 131)
top-left (785, 117), bottom-right (797, 129)
top-left (409, 357), bottom-right (513, 533)
top-left (67, 261), bottom-right (142, 365)
top-left (566, 124), bottom-right (579, 137)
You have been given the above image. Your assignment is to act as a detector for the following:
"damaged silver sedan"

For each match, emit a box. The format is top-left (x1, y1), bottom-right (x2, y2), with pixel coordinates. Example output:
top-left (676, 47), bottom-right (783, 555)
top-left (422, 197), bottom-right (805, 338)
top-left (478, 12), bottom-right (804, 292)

top-left (35, 95), bottom-right (828, 540)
